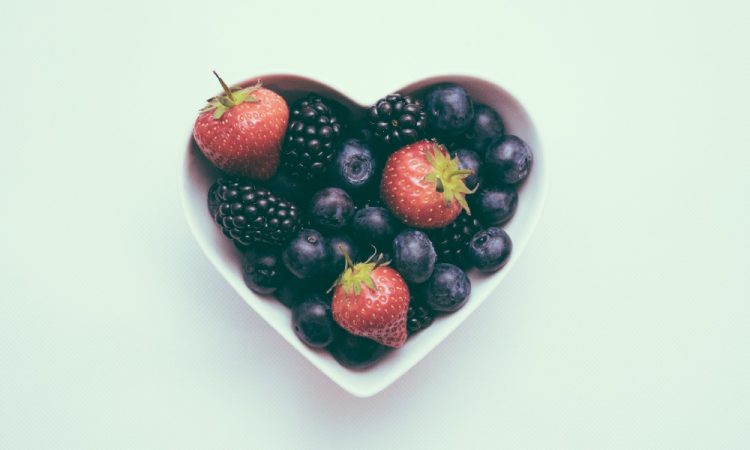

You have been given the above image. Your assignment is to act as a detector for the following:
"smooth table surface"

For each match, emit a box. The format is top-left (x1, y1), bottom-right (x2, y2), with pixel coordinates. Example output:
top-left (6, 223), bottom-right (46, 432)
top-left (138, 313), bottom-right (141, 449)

top-left (1, 0), bottom-right (748, 448)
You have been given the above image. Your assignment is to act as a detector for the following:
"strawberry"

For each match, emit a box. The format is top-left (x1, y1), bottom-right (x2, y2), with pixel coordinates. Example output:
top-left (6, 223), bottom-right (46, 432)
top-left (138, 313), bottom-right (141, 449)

top-left (331, 251), bottom-right (410, 348)
top-left (381, 140), bottom-right (474, 229)
top-left (193, 71), bottom-right (289, 180)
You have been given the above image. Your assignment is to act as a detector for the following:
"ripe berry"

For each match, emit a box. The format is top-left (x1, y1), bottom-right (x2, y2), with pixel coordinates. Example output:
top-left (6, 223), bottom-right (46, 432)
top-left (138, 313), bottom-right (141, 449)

top-left (327, 234), bottom-right (360, 274)
top-left (241, 246), bottom-right (289, 295)
top-left (281, 95), bottom-right (343, 182)
top-left (331, 253), bottom-right (410, 348)
top-left (463, 104), bottom-right (504, 154)
top-left (425, 263), bottom-right (471, 312)
top-left (484, 135), bottom-right (533, 185)
top-left (329, 332), bottom-right (387, 369)
top-left (282, 229), bottom-right (330, 280)
top-left (351, 207), bottom-right (400, 250)
top-left (212, 178), bottom-right (302, 248)
top-left (367, 94), bottom-right (426, 150)
top-left (193, 73), bottom-right (289, 180)
top-left (329, 138), bottom-right (380, 199)
top-left (468, 227), bottom-right (513, 273)
top-left (380, 141), bottom-right (473, 229)
top-left (292, 293), bottom-right (336, 348)
top-left (424, 83), bottom-right (475, 137)
top-left (274, 278), bottom-right (313, 308)
top-left (392, 230), bottom-right (437, 284)
top-left (307, 187), bottom-right (355, 232)
top-left (470, 186), bottom-right (518, 226)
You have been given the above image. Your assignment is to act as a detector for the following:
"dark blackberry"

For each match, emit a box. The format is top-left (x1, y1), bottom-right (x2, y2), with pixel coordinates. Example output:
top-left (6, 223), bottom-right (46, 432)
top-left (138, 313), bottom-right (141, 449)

top-left (407, 301), bottom-right (434, 335)
top-left (367, 94), bottom-right (426, 150)
top-left (281, 95), bottom-right (343, 182)
top-left (428, 213), bottom-right (483, 269)
top-left (213, 178), bottom-right (302, 248)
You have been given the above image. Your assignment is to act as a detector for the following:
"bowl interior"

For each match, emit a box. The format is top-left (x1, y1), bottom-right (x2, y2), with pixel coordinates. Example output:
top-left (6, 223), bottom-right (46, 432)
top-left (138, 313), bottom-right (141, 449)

top-left (180, 74), bottom-right (547, 397)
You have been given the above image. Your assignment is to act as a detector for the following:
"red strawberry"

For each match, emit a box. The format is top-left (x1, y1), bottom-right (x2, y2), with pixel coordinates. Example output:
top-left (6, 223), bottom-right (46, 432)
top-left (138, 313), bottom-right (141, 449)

top-left (381, 140), bottom-right (474, 229)
top-left (331, 252), bottom-right (410, 348)
top-left (193, 71), bottom-right (289, 180)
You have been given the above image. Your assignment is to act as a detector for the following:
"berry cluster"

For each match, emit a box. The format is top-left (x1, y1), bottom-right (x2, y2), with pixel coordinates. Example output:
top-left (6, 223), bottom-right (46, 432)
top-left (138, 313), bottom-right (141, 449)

top-left (193, 74), bottom-right (533, 369)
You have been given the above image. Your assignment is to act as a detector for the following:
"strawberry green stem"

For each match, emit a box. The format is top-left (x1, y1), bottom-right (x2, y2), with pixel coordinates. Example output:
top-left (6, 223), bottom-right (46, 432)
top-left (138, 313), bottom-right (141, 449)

top-left (339, 244), bottom-right (355, 270)
top-left (422, 144), bottom-right (476, 214)
top-left (435, 178), bottom-right (445, 193)
top-left (213, 70), bottom-right (235, 101)
top-left (201, 72), bottom-right (261, 119)
top-left (331, 246), bottom-right (390, 295)
top-left (448, 169), bottom-right (474, 178)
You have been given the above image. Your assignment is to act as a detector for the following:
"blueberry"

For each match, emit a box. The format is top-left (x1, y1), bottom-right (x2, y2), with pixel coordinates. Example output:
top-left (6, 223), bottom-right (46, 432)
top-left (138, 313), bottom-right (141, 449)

top-left (282, 229), bottom-right (330, 280)
top-left (352, 206), bottom-right (400, 250)
top-left (484, 135), bottom-right (533, 185)
top-left (464, 104), bottom-right (504, 154)
top-left (328, 234), bottom-right (359, 273)
top-left (392, 230), bottom-right (436, 284)
top-left (292, 294), bottom-right (335, 348)
top-left (241, 246), bottom-right (289, 295)
top-left (266, 172), bottom-right (310, 204)
top-left (468, 227), bottom-right (512, 273)
top-left (424, 263), bottom-right (471, 312)
top-left (450, 148), bottom-right (482, 190)
top-left (274, 278), bottom-right (312, 308)
top-left (424, 83), bottom-right (474, 137)
top-left (470, 186), bottom-right (518, 226)
top-left (307, 187), bottom-right (355, 232)
top-left (330, 138), bottom-right (380, 198)
top-left (329, 332), bottom-right (387, 369)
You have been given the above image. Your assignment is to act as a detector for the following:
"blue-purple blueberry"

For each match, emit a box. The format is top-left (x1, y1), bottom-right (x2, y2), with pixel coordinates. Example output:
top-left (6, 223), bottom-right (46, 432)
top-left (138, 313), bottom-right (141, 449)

top-left (484, 135), bottom-right (533, 185)
top-left (329, 332), bottom-right (387, 369)
top-left (468, 227), bottom-right (513, 273)
top-left (328, 234), bottom-right (359, 272)
top-left (352, 206), bottom-right (400, 250)
top-left (330, 138), bottom-right (380, 198)
top-left (307, 187), bottom-right (355, 232)
top-left (464, 104), bottom-right (504, 154)
top-left (274, 277), bottom-right (312, 308)
top-left (424, 83), bottom-right (475, 137)
top-left (392, 230), bottom-right (436, 284)
top-left (292, 294), bottom-right (336, 348)
top-left (241, 246), bottom-right (289, 295)
top-left (470, 186), bottom-right (518, 226)
top-left (282, 229), bottom-right (330, 280)
top-left (424, 263), bottom-right (471, 312)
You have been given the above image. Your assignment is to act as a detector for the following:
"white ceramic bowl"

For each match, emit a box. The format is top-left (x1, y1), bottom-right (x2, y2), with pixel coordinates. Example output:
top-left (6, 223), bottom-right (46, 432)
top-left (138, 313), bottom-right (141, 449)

top-left (179, 74), bottom-right (547, 397)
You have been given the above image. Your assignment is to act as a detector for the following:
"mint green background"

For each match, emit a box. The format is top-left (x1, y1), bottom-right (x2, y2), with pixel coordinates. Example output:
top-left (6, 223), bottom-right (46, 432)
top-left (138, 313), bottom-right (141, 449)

top-left (1, 0), bottom-right (747, 448)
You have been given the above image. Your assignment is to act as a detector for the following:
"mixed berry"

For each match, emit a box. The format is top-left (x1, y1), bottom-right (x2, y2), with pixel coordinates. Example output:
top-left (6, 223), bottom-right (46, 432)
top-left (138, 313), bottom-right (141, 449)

top-left (192, 73), bottom-right (534, 369)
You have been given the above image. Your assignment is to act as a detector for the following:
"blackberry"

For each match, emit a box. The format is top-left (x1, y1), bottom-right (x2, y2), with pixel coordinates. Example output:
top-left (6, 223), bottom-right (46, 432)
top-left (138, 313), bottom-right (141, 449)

top-left (407, 301), bottom-right (434, 335)
top-left (281, 95), bottom-right (343, 182)
top-left (367, 94), bottom-right (426, 150)
top-left (213, 178), bottom-right (302, 248)
top-left (429, 213), bottom-right (483, 269)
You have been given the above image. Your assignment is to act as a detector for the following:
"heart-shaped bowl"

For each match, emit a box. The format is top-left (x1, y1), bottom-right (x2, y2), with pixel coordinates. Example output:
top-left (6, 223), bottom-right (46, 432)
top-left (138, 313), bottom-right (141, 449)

top-left (180, 74), bottom-right (547, 397)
